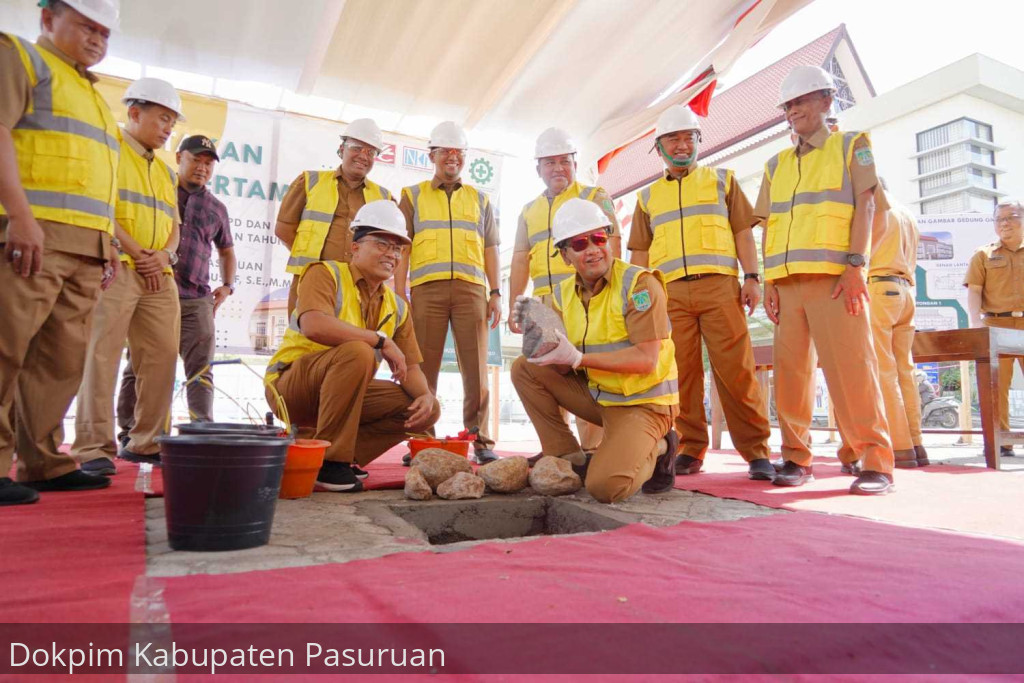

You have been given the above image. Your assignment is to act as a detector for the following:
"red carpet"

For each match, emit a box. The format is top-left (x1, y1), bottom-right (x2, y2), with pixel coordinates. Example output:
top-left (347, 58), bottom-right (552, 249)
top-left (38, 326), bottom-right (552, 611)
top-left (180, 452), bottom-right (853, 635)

top-left (674, 451), bottom-right (1024, 540)
top-left (161, 512), bottom-right (1024, 624)
top-left (1, 460), bottom-right (146, 623)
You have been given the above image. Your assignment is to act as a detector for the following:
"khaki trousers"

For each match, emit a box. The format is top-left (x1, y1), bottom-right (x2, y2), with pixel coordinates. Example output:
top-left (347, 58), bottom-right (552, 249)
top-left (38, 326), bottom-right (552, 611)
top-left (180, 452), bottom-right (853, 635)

top-left (73, 269), bottom-right (180, 459)
top-left (985, 317), bottom-right (1024, 431)
top-left (0, 250), bottom-right (103, 481)
top-left (537, 292), bottom-right (603, 451)
top-left (667, 275), bottom-right (771, 462)
top-left (839, 281), bottom-right (921, 462)
top-left (267, 341), bottom-right (441, 465)
top-left (773, 274), bottom-right (894, 474)
top-left (510, 356), bottom-right (674, 504)
top-left (118, 295), bottom-right (216, 435)
top-left (411, 279), bottom-right (493, 449)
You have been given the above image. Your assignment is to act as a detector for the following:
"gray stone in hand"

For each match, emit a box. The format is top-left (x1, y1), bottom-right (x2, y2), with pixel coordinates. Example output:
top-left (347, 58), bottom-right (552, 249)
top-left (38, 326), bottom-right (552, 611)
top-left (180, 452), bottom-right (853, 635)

top-left (478, 455), bottom-right (529, 493)
top-left (528, 455), bottom-right (582, 496)
top-left (410, 448), bottom-right (474, 490)
top-left (520, 297), bottom-right (567, 359)
top-left (436, 472), bottom-right (486, 500)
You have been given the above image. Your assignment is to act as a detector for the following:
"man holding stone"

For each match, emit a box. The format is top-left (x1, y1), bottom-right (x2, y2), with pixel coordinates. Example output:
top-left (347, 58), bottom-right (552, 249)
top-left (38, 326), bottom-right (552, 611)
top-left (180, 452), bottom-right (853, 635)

top-left (511, 198), bottom-right (679, 504)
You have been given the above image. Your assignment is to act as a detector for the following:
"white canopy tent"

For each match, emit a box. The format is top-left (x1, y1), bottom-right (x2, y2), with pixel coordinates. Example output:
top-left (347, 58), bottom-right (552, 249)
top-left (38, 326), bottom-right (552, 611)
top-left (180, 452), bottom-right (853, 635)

top-left (3, 0), bottom-right (812, 163)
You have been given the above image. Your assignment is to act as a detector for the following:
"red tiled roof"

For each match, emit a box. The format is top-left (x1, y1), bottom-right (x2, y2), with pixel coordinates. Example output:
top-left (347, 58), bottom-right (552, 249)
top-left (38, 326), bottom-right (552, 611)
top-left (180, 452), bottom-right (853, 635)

top-left (598, 26), bottom-right (845, 198)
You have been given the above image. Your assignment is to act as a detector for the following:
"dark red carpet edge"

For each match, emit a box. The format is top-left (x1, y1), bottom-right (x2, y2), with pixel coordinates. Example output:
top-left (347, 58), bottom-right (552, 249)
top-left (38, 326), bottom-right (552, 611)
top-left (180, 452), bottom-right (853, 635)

top-left (1, 459), bottom-right (146, 623)
top-left (162, 512), bottom-right (1024, 624)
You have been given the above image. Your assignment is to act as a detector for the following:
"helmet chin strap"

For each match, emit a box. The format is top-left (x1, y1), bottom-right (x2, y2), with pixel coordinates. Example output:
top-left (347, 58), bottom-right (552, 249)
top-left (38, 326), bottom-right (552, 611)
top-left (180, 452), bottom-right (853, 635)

top-left (657, 140), bottom-right (697, 168)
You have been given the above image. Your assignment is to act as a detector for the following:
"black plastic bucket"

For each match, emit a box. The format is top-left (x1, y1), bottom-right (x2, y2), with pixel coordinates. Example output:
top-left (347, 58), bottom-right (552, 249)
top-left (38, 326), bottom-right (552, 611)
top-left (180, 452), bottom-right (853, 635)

top-left (175, 422), bottom-right (285, 438)
top-left (157, 434), bottom-right (291, 551)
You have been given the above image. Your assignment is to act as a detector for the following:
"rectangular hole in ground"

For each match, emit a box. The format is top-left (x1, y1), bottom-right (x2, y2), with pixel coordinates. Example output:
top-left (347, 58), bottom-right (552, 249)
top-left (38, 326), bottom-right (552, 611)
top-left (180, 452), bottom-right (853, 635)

top-left (388, 497), bottom-right (633, 546)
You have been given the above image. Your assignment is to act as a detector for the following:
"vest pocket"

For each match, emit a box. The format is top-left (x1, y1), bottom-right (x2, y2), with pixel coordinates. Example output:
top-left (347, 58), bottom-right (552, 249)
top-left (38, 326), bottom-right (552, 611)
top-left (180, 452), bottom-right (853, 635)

top-left (411, 233), bottom-right (437, 269)
top-left (813, 209), bottom-right (853, 250)
top-left (31, 134), bottom-right (90, 187)
top-left (461, 229), bottom-right (484, 265)
top-left (699, 215), bottom-right (733, 252)
top-left (292, 229), bottom-right (313, 257)
top-left (649, 228), bottom-right (673, 268)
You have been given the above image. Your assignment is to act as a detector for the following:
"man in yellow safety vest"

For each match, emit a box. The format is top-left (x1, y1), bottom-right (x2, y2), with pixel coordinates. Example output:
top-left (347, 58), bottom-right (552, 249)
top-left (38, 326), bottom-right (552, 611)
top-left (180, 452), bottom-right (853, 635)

top-left (511, 198), bottom-right (680, 504)
top-left (0, 0), bottom-right (122, 505)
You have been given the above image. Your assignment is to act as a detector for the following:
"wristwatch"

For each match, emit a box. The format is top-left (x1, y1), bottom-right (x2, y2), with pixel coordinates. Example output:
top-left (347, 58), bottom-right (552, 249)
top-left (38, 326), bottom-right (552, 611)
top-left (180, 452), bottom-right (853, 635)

top-left (846, 253), bottom-right (866, 268)
top-left (743, 273), bottom-right (761, 283)
top-left (489, 288), bottom-right (501, 297)
top-left (224, 282), bottom-right (235, 294)
top-left (164, 248), bottom-right (179, 267)
top-left (374, 330), bottom-right (387, 350)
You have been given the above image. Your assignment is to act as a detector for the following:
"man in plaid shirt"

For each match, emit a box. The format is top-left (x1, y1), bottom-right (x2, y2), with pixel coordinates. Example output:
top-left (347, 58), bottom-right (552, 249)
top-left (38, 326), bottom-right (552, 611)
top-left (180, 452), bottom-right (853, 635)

top-left (117, 135), bottom-right (236, 436)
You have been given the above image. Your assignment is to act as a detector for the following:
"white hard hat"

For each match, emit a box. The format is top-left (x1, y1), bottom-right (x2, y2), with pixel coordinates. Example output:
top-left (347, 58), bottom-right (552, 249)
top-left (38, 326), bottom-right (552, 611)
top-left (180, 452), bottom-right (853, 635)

top-left (122, 78), bottom-right (186, 121)
top-left (342, 118), bottom-right (383, 151)
top-left (777, 65), bottom-right (835, 109)
top-left (534, 127), bottom-right (577, 159)
top-left (654, 105), bottom-right (701, 139)
top-left (350, 200), bottom-right (410, 244)
top-left (552, 198), bottom-right (612, 245)
top-left (54, 0), bottom-right (120, 31)
top-left (428, 121), bottom-right (468, 150)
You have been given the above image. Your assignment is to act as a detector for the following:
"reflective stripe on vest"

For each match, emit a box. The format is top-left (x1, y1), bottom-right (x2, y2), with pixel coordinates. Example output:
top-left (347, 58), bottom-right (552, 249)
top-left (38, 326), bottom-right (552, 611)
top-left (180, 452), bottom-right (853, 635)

top-left (553, 259), bottom-right (679, 407)
top-left (637, 166), bottom-right (737, 281)
top-left (115, 141), bottom-right (177, 273)
top-left (0, 34), bottom-right (119, 232)
top-left (285, 170), bottom-right (393, 274)
top-left (763, 131), bottom-right (860, 280)
top-left (406, 180), bottom-right (488, 288)
top-left (524, 183), bottom-right (600, 296)
top-left (266, 261), bottom-right (405, 383)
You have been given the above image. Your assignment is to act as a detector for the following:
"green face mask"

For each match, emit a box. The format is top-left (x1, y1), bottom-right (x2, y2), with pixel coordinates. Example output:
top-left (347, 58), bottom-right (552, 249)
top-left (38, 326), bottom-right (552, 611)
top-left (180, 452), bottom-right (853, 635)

top-left (657, 139), bottom-right (697, 168)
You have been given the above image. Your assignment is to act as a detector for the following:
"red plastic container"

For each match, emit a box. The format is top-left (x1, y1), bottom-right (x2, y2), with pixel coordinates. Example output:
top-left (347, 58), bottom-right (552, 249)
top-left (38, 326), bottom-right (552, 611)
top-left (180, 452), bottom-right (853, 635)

top-left (279, 439), bottom-right (330, 499)
top-left (408, 437), bottom-right (471, 459)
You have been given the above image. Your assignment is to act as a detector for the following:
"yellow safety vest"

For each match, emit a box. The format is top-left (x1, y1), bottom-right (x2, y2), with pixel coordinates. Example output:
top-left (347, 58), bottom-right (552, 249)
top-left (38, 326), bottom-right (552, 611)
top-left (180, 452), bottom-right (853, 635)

top-left (552, 259), bottom-right (678, 407)
top-left (285, 171), bottom-right (393, 274)
top-left (265, 261), bottom-right (407, 384)
top-left (636, 166), bottom-right (737, 281)
top-left (523, 182), bottom-right (603, 297)
top-left (404, 180), bottom-right (488, 288)
top-left (763, 131), bottom-right (863, 281)
top-left (116, 140), bottom-right (177, 273)
top-left (0, 34), bottom-right (119, 233)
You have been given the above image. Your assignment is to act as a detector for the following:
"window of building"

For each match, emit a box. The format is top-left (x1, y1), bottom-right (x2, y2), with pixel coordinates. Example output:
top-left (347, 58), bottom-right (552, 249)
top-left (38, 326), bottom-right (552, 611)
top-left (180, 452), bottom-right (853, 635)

top-left (916, 117), bottom-right (993, 153)
top-left (826, 56), bottom-right (856, 112)
top-left (255, 321), bottom-right (267, 336)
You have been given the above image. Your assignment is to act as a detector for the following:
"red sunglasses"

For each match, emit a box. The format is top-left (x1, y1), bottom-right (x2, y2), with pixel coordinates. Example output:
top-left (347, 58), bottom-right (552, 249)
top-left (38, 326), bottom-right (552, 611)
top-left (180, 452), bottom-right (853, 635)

top-left (565, 232), bottom-right (609, 253)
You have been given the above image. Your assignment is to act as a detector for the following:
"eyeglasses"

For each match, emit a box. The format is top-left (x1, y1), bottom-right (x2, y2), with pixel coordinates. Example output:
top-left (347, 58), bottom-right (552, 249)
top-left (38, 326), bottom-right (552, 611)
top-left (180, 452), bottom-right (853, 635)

top-left (565, 232), bottom-right (609, 253)
top-left (996, 213), bottom-right (1021, 224)
top-left (344, 143), bottom-right (378, 159)
top-left (432, 148), bottom-right (465, 159)
top-left (361, 237), bottom-right (405, 255)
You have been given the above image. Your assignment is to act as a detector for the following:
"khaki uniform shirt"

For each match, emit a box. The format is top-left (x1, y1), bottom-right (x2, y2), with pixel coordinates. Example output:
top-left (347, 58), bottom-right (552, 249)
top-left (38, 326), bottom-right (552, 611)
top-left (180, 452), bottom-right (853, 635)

top-left (275, 166), bottom-right (387, 263)
top-left (964, 242), bottom-right (1024, 313)
top-left (571, 269), bottom-right (672, 414)
top-left (0, 34), bottom-right (112, 261)
top-left (752, 126), bottom-right (889, 224)
top-left (296, 262), bottom-right (423, 364)
top-left (513, 187), bottom-right (619, 254)
top-left (868, 197), bottom-right (917, 282)
top-left (628, 165), bottom-right (755, 252)
top-left (398, 177), bottom-right (500, 247)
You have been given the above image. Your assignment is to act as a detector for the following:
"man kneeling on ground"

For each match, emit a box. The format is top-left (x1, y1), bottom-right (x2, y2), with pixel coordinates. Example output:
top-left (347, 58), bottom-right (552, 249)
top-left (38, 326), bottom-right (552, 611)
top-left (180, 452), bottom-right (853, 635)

top-left (265, 201), bottom-right (441, 493)
top-left (510, 198), bottom-right (680, 504)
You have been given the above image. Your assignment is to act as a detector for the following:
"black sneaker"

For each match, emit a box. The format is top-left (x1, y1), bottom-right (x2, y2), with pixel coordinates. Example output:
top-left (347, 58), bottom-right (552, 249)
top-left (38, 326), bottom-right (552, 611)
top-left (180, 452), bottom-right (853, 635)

top-left (526, 452), bottom-right (544, 467)
top-left (473, 448), bottom-right (499, 464)
top-left (117, 431), bottom-right (130, 450)
top-left (402, 452), bottom-right (413, 467)
top-left (747, 458), bottom-right (776, 481)
top-left (642, 430), bottom-right (679, 494)
top-left (0, 477), bottom-right (40, 506)
top-left (118, 448), bottom-right (160, 466)
top-left (315, 461), bottom-right (364, 492)
top-left (81, 457), bottom-right (117, 476)
top-left (571, 453), bottom-right (592, 480)
top-left (351, 464), bottom-right (369, 480)
top-left (23, 470), bottom-right (111, 492)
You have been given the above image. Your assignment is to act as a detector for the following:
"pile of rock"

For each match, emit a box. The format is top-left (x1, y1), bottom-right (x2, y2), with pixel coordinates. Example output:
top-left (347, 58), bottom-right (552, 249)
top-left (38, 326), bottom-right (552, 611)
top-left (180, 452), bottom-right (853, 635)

top-left (403, 449), bottom-right (581, 500)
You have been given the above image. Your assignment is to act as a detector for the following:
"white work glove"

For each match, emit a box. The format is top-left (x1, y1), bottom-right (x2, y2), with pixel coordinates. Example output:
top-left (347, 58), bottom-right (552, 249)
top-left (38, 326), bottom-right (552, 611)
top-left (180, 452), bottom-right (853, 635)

top-left (528, 330), bottom-right (583, 369)
top-left (511, 295), bottom-right (530, 327)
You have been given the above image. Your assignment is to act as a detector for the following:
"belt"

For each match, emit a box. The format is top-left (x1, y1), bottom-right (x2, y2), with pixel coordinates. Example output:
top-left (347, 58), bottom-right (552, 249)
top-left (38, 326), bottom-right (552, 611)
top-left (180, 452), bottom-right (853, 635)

top-left (869, 275), bottom-right (911, 286)
top-left (679, 274), bottom-right (706, 281)
top-left (985, 311), bottom-right (1024, 318)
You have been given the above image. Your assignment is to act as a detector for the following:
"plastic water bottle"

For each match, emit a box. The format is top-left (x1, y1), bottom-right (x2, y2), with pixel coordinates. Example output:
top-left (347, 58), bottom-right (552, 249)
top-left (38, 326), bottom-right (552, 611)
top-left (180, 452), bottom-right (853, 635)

top-left (128, 576), bottom-right (175, 682)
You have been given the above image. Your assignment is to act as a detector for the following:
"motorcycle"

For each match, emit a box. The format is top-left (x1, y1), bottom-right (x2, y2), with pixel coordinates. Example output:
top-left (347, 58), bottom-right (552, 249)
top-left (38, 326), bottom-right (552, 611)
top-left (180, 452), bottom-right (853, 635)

top-left (922, 395), bottom-right (960, 429)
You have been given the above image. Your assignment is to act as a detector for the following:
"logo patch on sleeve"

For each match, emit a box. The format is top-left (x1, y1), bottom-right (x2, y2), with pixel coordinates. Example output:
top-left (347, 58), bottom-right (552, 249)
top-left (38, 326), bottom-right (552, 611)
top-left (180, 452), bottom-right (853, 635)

top-left (631, 290), bottom-right (652, 312)
top-left (854, 147), bottom-right (874, 166)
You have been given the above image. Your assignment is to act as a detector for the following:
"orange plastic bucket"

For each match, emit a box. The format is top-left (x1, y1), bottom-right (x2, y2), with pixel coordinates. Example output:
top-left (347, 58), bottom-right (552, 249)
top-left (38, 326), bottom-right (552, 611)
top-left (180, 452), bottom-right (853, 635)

top-left (408, 437), bottom-right (471, 459)
top-left (279, 439), bottom-right (330, 499)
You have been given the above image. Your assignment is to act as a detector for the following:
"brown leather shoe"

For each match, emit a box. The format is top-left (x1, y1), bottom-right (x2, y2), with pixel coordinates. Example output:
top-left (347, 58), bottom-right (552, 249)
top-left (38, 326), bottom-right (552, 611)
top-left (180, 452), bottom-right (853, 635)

top-left (674, 454), bottom-right (703, 475)
top-left (772, 461), bottom-right (813, 487)
top-left (850, 470), bottom-right (894, 495)
top-left (526, 452), bottom-right (544, 467)
top-left (894, 448), bottom-right (918, 469)
top-left (1001, 446), bottom-right (1016, 457)
top-left (914, 445), bottom-right (930, 467)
